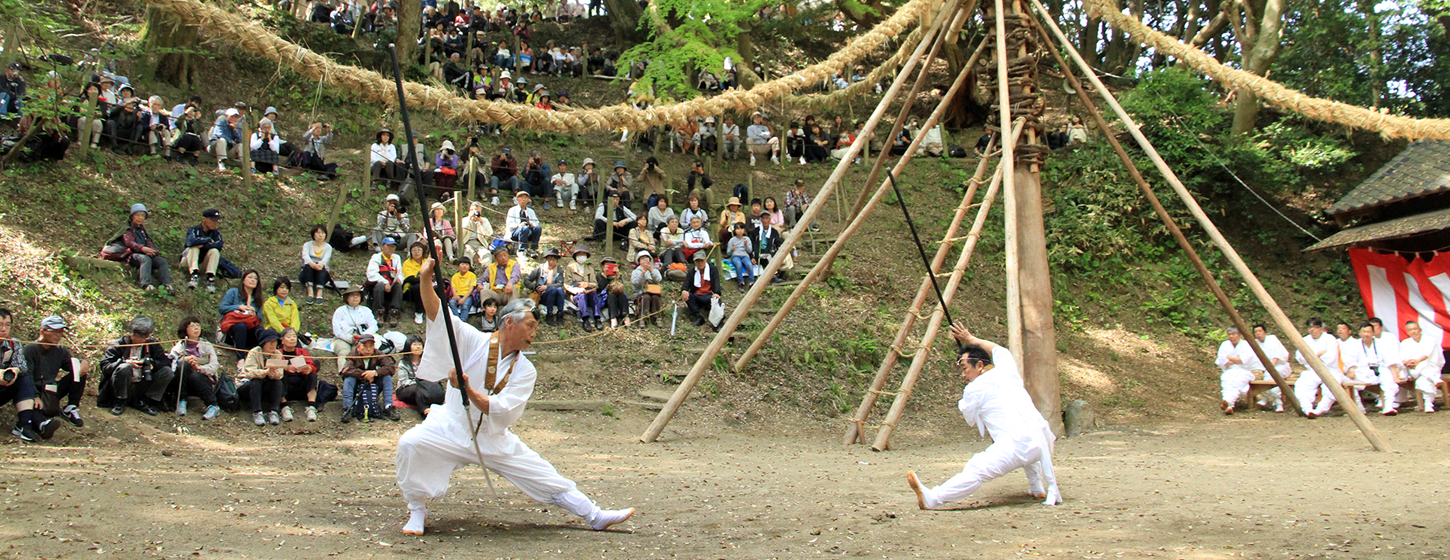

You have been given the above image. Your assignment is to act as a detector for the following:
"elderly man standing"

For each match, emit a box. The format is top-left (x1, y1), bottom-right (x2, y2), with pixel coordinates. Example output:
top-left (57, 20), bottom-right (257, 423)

top-left (99, 316), bottom-right (175, 417)
top-left (182, 208), bottom-right (225, 292)
top-left (1215, 326), bottom-right (1255, 415)
top-left (394, 256), bottom-right (635, 536)
top-left (907, 323), bottom-right (1061, 509)
top-left (1397, 320), bottom-right (1443, 414)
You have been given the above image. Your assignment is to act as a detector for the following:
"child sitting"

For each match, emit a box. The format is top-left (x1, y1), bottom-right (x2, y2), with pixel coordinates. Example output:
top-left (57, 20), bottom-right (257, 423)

top-left (727, 224), bottom-right (756, 291)
top-left (476, 298), bottom-right (501, 332)
top-left (449, 257), bottom-right (477, 321)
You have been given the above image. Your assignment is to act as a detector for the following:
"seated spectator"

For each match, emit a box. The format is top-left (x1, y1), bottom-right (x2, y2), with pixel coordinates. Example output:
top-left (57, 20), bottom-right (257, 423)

top-left (606, 160), bottom-right (635, 209)
top-left (648, 196), bottom-right (677, 234)
top-left (638, 157), bottom-right (667, 209)
top-left (682, 216), bottom-right (714, 261)
top-left (238, 328), bottom-right (286, 426)
top-left (459, 201), bottom-right (495, 262)
top-left (300, 122), bottom-right (339, 179)
top-left (405, 131), bottom-right (431, 181)
top-left (674, 119), bottom-right (699, 154)
top-left (831, 123), bottom-right (858, 161)
top-left (277, 327), bottom-right (331, 422)
top-left (104, 203), bottom-right (172, 291)
top-left (181, 208), bottom-right (225, 292)
top-left (340, 333), bottom-right (399, 422)
top-left (1066, 116), bottom-right (1089, 145)
top-left (99, 316), bottom-right (175, 417)
top-left (477, 245), bottom-right (521, 304)
top-left (717, 197), bottom-right (747, 242)
top-left (783, 179), bottom-right (817, 231)
top-left (720, 116), bottom-right (741, 160)
top-left (210, 108), bottom-right (244, 171)
top-left (21, 316), bottom-right (80, 438)
top-left (552, 159), bottom-right (578, 211)
top-left (505, 191), bottom-right (542, 255)
top-left (400, 241), bottom-right (428, 324)
top-left (330, 285), bottom-right (378, 369)
top-left (373, 193), bottom-right (415, 250)
top-left (72, 82), bottom-right (107, 151)
top-left (106, 97), bottom-right (146, 154)
top-left (600, 257), bottom-right (631, 329)
top-left (522, 151), bottom-right (553, 209)
top-left (448, 257), bottom-right (477, 321)
top-left (681, 194), bottom-right (710, 232)
top-left (784, 121), bottom-right (807, 163)
top-left (427, 202), bottom-right (457, 261)
top-left (726, 223), bottom-right (756, 292)
top-left (0, 309), bottom-right (61, 443)
top-left (434, 140), bottom-right (460, 189)
top-left (680, 253), bottom-right (723, 328)
top-left (300, 224), bottom-right (335, 305)
top-left (263, 277), bottom-right (302, 332)
top-left (577, 157), bottom-right (601, 207)
top-left (168, 316), bottom-right (223, 420)
top-left (915, 122), bottom-right (944, 156)
top-left (755, 211), bottom-right (786, 282)
top-left (588, 193), bottom-right (638, 245)
top-left (370, 129), bottom-right (406, 188)
top-left (220, 269), bottom-right (266, 370)
top-left (805, 124), bottom-right (831, 164)
top-left (475, 297), bottom-right (502, 332)
top-left (658, 217), bottom-right (688, 269)
top-left (762, 197), bottom-right (785, 228)
top-left (888, 126), bottom-right (913, 156)
top-left (0, 62), bottom-right (25, 120)
top-left (527, 247), bottom-right (567, 325)
top-left (489, 146), bottom-right (520, 204)
top-left (746, 112), bottom-right (781, 166)
top-left (631, 251), bottom-right (664, 327)
top-left (394, 335), bottom-right (444, 419)
top-left (367, 236), bottom-right (406, 327)
top-left (693, 117), bottom-right (718, 155)
top-left (628, 214), bottom-right (655, 256)
top-left (169, 104), bottom-right (206, 165)
top-left (248, 121), bottom-right (283, 174)
top-left (685, 160), bottom-right (714, 209)
top-left (565, 245), bottom-right (602, 331)
top-left (141, 96), bottom-right (171, 156)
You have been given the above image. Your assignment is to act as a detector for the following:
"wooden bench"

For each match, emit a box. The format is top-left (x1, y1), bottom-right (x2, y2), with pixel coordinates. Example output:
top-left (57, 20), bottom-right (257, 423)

top-left (1248, 376), bottom-right (1443, 412)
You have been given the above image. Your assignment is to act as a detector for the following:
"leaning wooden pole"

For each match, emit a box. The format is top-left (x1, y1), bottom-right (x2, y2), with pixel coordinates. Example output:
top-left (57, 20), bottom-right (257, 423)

top-left (1033, 22), bottom-right (1302, 417)
top-left (991, 0), bottom-right (1023, 363)
top-left (848, 4), bottom-right (975, 216)
top-left (1033, 0), bottom-right (1389, 451)
top-left (639, 0), bottom-right (961, 443)
top-left (734, 36), bottom-right (988, 373)
top-left (869, 120), bottom-right (1024, 451)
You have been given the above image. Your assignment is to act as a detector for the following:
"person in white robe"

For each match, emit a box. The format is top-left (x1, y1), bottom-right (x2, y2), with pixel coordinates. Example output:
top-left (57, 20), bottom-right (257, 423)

top-left (1369, 317), bottom-right (1406, 415)
top-left (1397, 320), bottom-right (1443, 414)
top-left (906, 323), bottom-right (1061, 509)
top-left (1215, 326), bottom-right (1255, 414)
top-left (1247, 324), bottom-right (1291, 412)
top-left (394, 256), bottom-right (634, 535)
top-left (1348, 323), bottom-right (1392, 412)
top-left (1298, 318), bottom-right (1363, 418)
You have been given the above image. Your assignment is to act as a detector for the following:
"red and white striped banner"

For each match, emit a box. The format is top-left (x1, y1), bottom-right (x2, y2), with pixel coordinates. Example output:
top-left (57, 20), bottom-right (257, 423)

top-left (1349, 248), bottom-right (1450, 349)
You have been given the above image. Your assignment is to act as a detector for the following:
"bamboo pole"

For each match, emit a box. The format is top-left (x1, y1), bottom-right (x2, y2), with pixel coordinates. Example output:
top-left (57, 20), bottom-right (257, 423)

top-left (843, 136), bottom-right (1004, 445)
top-left (733, 37), bottom-right (986, 373)
top-left (869, 119), bottom-right (1025, 452)
top-left (992, 0), bottom-right (1022, 363)
top-left (240, 119), bottom-right (253, 187)
top-left (640, 0), bottom-right (961, 444)
top-left (1032, 0), bottom-right (1389, 451)
top-left (849, 4), bottom-right (973, 217)
top-left (1033, 22), bottom-right (1302, 417)
top-left (78, 93), bottom-right (96, 160)
top-left (466, 157), bottom-right (477, 201)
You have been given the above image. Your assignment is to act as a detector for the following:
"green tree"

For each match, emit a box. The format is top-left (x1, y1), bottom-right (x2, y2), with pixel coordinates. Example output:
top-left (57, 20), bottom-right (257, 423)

top-left (618, 0), bottom-right (770, 101)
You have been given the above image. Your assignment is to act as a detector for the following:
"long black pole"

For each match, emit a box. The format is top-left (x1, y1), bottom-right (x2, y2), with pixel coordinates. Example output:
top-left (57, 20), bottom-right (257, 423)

top-left (885, 169), bottom-right (954, 328)
top-left (387, 44), bottom-right (470, 410)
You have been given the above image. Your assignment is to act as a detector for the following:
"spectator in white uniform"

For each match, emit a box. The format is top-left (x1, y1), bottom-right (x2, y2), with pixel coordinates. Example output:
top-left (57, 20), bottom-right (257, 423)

top-left (1215, 326), bottom-right (1255, 415)
top-left (1397, 320), bottom-right (1443, 414)
top-left (1247, 324), bottom-right (1291, 412)
top-left (1297, 317), bottom-right (1363, 418)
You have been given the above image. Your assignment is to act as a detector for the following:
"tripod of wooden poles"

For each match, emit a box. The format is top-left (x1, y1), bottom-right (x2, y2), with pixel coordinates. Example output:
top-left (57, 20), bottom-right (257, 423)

top-left (640, 0), bottom-right (1392, 453)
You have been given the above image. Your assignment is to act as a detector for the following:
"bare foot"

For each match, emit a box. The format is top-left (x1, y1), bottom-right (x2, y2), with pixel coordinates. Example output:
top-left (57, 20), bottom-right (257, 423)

top-left (906, 471), bottom-right (927, 510)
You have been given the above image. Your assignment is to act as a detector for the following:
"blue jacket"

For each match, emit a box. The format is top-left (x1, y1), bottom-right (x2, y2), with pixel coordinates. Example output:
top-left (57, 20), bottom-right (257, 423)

top-left (184, 224), bottom-right (223, 251)
top-left (211, 116), bottom-right (241, 144)
top-left (218, 287), bottom-right (260, 317)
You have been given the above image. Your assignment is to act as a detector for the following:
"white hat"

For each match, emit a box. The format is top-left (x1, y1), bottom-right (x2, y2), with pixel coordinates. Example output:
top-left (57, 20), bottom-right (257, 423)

top-left (225, 108), bottom-right (240, 117)
top-left (500, 70), bottom-right (512, 80)
top-left (440, 140), bottom-right (456, 151)
top-left (704, 116), bottom-right (715, 124)
top-left (386, 193), bottom-right (400, 202)
top-left (431, 201), bottom-right (445, 210)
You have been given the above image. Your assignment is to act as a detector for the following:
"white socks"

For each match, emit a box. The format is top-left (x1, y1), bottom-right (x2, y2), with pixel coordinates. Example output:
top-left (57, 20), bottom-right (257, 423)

top-left (553, 490), bottom-right (634, 530)
top-left (403, 504), bottom-right (427, 535)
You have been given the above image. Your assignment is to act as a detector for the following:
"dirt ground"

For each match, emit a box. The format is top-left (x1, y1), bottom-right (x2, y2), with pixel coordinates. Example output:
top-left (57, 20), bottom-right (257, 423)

top-left (2, 397), bottom-right (1447, 560)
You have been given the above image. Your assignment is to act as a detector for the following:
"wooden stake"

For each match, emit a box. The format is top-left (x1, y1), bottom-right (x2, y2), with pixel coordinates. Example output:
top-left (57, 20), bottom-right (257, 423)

top-left (640, 0), bottom-right (962, 443)
top-left (1032, 0), bottom-right (1389, 451)
top-left (78, 93), bottom-right (96, 160)
top-left (467, 156), bottom-right (477, 201)
top-left (992, 0), bottom-right (1022, 363)
top-left (733, 36), bottom-right (987, 374)
top-left (1034, 22), bottom-right (1302, 417)
top-left (240, 119), bottom-right (253, 187)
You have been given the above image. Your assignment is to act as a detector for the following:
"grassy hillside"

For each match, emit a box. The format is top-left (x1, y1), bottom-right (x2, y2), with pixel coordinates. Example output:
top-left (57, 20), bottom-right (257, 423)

top-left (0, 0), bottom-right (1381, 434)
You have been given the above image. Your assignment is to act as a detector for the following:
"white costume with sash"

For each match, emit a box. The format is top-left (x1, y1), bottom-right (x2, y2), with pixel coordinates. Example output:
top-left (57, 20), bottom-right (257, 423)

top-left (1399, 335), bottom-right (1444, 410)
top-left (1245, 334), bottom-right (1291, 410)
top-left (919, 347), bottom-right (1062, 508)
top-left (1215, 338), bottom-right (1255, 406)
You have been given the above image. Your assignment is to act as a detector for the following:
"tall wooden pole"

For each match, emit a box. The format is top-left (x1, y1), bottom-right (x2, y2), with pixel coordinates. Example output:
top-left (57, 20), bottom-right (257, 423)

top-left (1034, 22), bottom-right (1302, 417)
top-left (733, 37), bottom-right (986, 373)
top-left (639, 0), bottom-right (961, 443)
top-left (240, 119), bottom-right (253, 187)
top-left (1033, 0), bottom-right (1389, 451)
top-left (991, 0), bottom-right (1022, 363)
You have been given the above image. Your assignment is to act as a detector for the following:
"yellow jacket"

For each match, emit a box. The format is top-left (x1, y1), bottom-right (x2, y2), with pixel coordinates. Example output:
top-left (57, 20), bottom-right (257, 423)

top-left (451, 270), bottom-right (477, 297)
top-left (262, 296), bottom-right (300, 332)
top-left (402, 256), bottom-right (425, 281)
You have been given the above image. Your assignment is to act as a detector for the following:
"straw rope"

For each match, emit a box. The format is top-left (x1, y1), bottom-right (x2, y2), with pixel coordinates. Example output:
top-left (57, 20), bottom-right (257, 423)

top-left (146, 0), bottom-right (936, 131)
top-left (1081, 0), bottom-right (1450, 140)
top-left (788, 25), bottom-right (927, 109)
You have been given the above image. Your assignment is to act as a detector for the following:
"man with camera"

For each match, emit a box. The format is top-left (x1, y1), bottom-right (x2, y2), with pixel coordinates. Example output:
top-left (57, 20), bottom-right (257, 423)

top-left (505, 191), bottom-right (542, 256)
top-left (142, 96), bottom-right (172, 157)
top-left (373, 193), bottom-right (414, 250)
top-left (1, 310), bottom-right (62, 442)
top-left (489, 146), bottom-right (520, 206)
top-left (100, 316), bottom-right (176, 417)
top-left (523, 151), bottom-right (553, 210)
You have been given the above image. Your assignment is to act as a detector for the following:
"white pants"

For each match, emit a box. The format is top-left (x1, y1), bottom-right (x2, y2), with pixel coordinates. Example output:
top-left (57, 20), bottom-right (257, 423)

top-left (395, 412), bottom-right (589, 513)
top-left (1220, 370), bottom-right (1255, 405)
top-left (1295, 370), bottom-right (1344, 414)
top-left (921, 432), bottom-right (1060, 508)
top-left (1407, 363), bottom-right (1443, 397)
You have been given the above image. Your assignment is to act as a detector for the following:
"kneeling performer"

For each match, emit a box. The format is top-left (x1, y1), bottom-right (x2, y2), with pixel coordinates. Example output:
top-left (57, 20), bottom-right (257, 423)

top-left (907, 323), bottom-right (1062, 508)
top-left (395, 256), bottom-right (635, 535)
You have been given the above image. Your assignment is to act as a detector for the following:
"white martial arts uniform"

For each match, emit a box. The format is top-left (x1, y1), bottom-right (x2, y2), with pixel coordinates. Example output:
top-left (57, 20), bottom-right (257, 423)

top-left (1246, 334), bottom-right (1291, 410)
top-left (395, 312), bottom-right (610, 527)
top-left (1398, 335), bottom-right (1444, 411)
top-left (1294, 332), bottom-right (1343, 415)
top-left (1374, 335), bottom-right (1406, 411)
top-left (1302, 337), bottom-right (1363, 415)
top-left (1215, 338), bottom-right (1255, 407)
top-left (919, 347), bottom-right (1061, 508)
top-left (1350, 337), bottom-right (1391, 409)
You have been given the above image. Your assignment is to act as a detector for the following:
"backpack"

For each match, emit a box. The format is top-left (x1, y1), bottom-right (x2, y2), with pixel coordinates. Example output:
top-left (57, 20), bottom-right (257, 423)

top-left (330, 224), bottom-right (357, 253)
top-left (949, 145), bottom-right (968, 158)
top-left (349, 380), bottom-right (383, 421)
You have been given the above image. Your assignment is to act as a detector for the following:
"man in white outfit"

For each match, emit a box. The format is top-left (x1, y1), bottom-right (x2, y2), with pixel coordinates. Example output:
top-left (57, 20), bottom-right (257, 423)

top-left (907, 323), bottom-right (1061, 509)
top-left (1297, 317), bottom-right (1363, 418)
top-left (1348, 323), bottom-right (1390, 413)
top-left (394, 256), bottom-right (634, 535)
top-left (1248, 324), bottom-right (1291, 412)
top-left (1215, 326), bottom-right (1255, 415)
top-left (1397, 320), bottom-right (1443, 414)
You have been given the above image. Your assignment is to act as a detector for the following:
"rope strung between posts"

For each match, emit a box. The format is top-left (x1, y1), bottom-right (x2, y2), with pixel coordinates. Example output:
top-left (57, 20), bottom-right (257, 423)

top-left (144, 0), bottom-right (935, 131)
top-left (1081, 0), bottom-right (1450, 140)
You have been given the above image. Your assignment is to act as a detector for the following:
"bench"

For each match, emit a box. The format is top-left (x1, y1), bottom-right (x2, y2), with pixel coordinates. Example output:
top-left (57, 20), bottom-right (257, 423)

top-left (1247, 376), bottom-right (1444, 411)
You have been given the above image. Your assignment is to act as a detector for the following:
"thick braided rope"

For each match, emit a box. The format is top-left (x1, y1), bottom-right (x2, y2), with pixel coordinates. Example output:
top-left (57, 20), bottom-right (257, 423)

top-left (1083, 0), bottom-right (1450, 140)
top-left (146, 0), bottom-right (935, 131)
top-left (788, 24), bottom-right (927, 109)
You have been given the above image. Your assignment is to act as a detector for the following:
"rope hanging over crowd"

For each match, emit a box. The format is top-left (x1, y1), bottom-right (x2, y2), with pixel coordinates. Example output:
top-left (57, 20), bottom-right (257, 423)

top-left (143, 0), bottom-right (936, 131)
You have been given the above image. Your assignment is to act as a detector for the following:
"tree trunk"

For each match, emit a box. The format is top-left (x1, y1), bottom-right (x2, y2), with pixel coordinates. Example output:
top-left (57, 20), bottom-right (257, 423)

top-left (1229, 0), bottom-right (1286, 135)
top-left (398, 0), bottom-right (421, 68)
top-left (1357, 0), bottom-right (1382, 108)
top-left (1079, 15), bottom-right (1101, 67)
top-left (1, 21), bottom-right (21, 69)
top-left (603, 0), bottom-right (644, 48)
top-left (141, 6), bottom-right (199, 88)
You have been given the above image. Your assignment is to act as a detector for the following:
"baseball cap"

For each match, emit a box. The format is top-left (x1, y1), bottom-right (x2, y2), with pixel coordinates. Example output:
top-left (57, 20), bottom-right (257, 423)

top-left (386, 193), bottom-right (400, 202)
top-left (202, 208), bottom-right (222, 220)
top-left (225, 108), bottom-right (240, 117)
top-left (382, 237), bottom-right (397, 246)
top-left (40, 316), bottom-right (68, 330)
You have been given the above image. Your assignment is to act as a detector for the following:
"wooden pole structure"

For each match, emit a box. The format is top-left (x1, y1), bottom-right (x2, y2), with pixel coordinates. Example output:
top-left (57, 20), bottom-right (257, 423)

top-left (1032, 0), bottom-right (1390, 451)
top-left (849, 4), bottom-right (974, 217)
top-left (640, 0), bottom-right (961, 443)
top-left (990, 0), bottom-right (1022, 363)
top-left (324, 158), bottom-right (353, 236)
top-left (605, 191), bottom-right (616, 260)
top-left (78, 93), bottom-right (96, 160)
top-left (240, 119), bottom-right (253, 187)
top-left (1033, 22), bottom-right (1302, 417)
top-left (733, 37), bottom-right (986, 373)
top-left (870, 119), bottom-right (1025, 452)
top-left (843, 135), bottom-right (1003, 445)
top-left (466, 157), bottom-right (477, 202)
